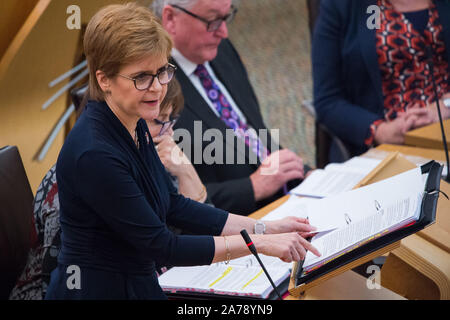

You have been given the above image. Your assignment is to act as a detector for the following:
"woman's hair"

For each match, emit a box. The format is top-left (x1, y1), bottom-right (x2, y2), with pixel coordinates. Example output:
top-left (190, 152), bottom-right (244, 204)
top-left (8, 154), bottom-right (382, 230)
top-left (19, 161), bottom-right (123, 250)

top-left (83, 2), bottom-right (173, 101)
top-left (160, 77), bottom-right (184, 118)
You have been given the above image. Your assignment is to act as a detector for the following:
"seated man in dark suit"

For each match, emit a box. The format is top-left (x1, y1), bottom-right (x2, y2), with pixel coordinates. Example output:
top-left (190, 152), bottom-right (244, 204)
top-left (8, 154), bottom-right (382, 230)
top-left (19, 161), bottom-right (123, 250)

top-left (152, 0), bottom-right (307, 215)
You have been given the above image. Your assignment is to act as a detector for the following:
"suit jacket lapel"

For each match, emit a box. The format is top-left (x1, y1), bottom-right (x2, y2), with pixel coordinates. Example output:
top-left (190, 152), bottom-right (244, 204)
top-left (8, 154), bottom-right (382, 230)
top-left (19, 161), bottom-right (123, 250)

top-left (210, 49), bottom-right (265, 132)
top-left (436, 0), bottom-right (450, 74)
top-left (172, 60), bottom-right (226, 131)
top-left (172, 59), bottom-right (253, 162)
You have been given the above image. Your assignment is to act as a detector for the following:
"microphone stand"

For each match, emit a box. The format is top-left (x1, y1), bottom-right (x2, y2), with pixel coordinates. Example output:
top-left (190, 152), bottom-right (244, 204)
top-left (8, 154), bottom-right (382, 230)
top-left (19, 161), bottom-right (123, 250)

top-left (240, 230), bottom-right (283, 300)
top-left (426, 47), bottom-right (450, 182)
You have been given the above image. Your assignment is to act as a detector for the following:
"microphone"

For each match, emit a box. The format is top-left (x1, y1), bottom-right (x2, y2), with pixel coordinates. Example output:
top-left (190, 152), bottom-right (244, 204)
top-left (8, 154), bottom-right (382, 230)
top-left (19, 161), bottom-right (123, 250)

top-left (240, 229), bottom-right (283, 300)
top-left (425, 47), bottom-right (450, 182)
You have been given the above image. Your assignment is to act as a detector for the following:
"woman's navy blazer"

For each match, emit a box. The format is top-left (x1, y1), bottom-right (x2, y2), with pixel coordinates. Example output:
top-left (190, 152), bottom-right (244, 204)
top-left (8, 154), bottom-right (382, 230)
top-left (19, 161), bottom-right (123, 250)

top-left (45, 100), bottom-right (228, 299)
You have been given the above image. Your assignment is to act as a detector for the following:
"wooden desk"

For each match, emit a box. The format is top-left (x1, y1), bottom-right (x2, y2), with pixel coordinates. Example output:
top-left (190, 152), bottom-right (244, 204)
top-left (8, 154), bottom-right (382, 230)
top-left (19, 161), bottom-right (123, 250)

top-left (374, 144), bottom-right (447, 162)
top-left (374, 145), bottom-right (450, 253)
top-left (364, 145), bottom-right (450, 299)
top-left (404, 119), bottom-right (450, 150)
top-left (249, 196), bottom-right (405, 300)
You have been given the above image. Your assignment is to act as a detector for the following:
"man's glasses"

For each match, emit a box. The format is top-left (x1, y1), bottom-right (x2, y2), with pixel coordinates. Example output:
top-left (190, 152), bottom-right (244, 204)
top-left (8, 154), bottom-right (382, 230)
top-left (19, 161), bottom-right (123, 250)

top-left (171, 4), bottom-right (238, 32)
top-left (154, 117), bottom-right (178, 136)
top-left (119, 63), bottom-right (177, 91)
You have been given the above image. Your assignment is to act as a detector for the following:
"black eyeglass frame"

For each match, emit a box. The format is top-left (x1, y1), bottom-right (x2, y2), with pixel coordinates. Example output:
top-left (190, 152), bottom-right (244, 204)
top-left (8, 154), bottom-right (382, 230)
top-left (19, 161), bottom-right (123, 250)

top-left (154, 117), bottom-right (179, 136)
top-left (118, 63), bottom-right (177, 91)
top-left (171, 4), bottom-right (238, 32)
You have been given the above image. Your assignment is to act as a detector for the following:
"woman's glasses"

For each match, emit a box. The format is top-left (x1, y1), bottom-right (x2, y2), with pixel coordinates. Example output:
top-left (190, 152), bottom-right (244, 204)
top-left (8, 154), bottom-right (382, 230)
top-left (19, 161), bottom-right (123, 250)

top-left (119, 63), bottom-right (177, 91)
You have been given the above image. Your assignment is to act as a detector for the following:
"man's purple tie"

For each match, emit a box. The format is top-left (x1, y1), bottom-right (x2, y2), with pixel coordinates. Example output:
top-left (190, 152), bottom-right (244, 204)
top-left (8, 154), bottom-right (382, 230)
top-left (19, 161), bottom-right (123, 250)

top-left (194, 64), bottom-right (269, 160)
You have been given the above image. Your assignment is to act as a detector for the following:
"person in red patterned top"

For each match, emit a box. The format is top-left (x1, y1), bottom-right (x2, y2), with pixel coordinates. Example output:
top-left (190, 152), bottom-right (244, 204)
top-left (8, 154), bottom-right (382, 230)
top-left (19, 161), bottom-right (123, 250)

top-left (313, 0), bottom-right (450, 160)
top-left (371, 0), bottom-right (450, 145)
top-left (9, 165), bottom-right (60, 300)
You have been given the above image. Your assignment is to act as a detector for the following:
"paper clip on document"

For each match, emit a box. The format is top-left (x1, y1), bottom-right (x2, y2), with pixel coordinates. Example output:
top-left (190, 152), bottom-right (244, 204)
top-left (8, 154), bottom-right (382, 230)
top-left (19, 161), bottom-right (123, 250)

top-left (374, 200), bottom-right (384, 215)
top-left (344, 213), bottom-right (352, 225)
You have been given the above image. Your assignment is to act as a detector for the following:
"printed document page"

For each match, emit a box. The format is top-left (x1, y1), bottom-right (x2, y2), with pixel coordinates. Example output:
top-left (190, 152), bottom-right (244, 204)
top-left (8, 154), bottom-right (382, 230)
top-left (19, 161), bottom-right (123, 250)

top-left (303, 192), bottom-right (423, 270)
top-left (261, 195), bottom-right (315, 222)
top-left (305, 167), bottom-right (425, 232)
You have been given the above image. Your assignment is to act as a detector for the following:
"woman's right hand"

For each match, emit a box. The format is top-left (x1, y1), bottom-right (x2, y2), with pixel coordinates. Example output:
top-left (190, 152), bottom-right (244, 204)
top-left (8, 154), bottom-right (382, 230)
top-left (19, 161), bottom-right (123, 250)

top-left (253, 232), bottom-right (321, 263)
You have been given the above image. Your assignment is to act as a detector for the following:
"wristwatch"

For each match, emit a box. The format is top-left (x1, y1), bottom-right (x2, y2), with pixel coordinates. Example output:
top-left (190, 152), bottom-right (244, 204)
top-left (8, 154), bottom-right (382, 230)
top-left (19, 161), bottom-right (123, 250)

top-left (254, 220), bottom-right (266, 234)
top-left (443, 98), bottom-right (450, 108)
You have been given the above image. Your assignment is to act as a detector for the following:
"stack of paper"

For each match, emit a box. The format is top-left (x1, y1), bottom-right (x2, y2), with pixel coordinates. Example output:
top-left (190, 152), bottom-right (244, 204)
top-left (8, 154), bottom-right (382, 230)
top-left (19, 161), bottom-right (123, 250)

top-left (158, 255), bottom-right (292, 299)
top-left (290, 157), bottom-right (382, 198)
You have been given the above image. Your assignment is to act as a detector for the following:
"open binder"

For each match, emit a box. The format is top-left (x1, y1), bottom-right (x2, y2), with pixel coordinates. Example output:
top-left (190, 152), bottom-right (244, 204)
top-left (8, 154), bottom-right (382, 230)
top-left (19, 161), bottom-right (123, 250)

top-left (289, 160), bottom-right (443, 297)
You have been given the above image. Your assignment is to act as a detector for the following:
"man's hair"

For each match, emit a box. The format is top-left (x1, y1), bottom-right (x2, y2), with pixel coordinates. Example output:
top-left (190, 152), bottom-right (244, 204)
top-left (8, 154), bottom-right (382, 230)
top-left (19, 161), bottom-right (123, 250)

top-left (84, 2), bottom-right (172, 101)
top-left (151, 0), bottom-right (239, 18)
top-left (151, 0), bottom-right (198, 18)
top-left (160, 78), bottom-right (184, 118)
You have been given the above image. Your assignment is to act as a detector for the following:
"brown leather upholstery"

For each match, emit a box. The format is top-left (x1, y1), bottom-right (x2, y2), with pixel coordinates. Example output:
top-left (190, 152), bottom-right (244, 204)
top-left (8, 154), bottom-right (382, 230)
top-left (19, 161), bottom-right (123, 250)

top-left (0, 146), bottom-right (33, 299)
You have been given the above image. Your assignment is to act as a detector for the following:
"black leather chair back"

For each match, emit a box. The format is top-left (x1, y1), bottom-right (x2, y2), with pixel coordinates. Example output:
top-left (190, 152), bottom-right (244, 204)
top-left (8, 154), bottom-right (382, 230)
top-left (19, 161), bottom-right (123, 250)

top-left (70, 83), bottom-right (88, 111)
top-left (0, 146), bottom-right (33, 299)
top-left (307, 0), bottom-right (321, 37)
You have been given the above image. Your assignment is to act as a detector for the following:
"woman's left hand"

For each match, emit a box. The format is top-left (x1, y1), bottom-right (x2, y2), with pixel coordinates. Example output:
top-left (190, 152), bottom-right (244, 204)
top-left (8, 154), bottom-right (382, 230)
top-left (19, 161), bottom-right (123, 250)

top-left (405, 93), bottom-right (450, 129)
top-left (265, 216), bottom-right (317, 238)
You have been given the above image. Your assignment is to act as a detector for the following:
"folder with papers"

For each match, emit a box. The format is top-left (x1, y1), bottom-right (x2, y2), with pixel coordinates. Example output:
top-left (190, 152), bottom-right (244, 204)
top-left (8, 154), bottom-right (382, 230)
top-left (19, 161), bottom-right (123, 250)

top-left (290, 160), bottom-right (442, 296)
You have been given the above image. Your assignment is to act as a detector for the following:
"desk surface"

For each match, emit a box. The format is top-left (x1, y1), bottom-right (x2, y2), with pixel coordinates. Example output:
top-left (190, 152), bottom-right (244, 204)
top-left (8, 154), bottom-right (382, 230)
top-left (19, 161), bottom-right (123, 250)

top-left (375, 144), bottom-right (447, 162)
top-left (374, 144), bottom-right (450, 253)
top-left (404, 119), bottom-right (450, 150)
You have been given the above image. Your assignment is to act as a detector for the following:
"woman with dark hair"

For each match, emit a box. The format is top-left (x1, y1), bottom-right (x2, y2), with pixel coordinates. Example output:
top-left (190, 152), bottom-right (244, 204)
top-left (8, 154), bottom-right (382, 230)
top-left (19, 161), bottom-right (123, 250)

top-left (146, 78), bottom-right (208, 203)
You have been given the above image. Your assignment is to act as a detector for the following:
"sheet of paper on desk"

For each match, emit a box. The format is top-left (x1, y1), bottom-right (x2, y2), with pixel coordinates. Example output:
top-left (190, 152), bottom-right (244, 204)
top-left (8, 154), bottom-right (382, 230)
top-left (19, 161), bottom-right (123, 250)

top-left (261, 196), bottom-right (337, 234)
top-left (261, 195), bottom-right (316, 221)
top-left (290, 157), bottom-right (382, 198)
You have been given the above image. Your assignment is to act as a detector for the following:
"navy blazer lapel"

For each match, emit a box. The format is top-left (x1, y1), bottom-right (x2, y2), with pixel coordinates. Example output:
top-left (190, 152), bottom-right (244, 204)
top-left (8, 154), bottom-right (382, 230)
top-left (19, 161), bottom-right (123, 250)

top-left (358, 0), bottom-right (383, 106)
top-left (436, 0), bottom-right (450, 75)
